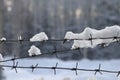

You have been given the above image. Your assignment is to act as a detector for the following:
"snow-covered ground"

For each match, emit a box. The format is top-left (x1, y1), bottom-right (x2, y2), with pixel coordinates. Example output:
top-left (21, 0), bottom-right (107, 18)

top-left (3, 58), bottom-right (120, 80)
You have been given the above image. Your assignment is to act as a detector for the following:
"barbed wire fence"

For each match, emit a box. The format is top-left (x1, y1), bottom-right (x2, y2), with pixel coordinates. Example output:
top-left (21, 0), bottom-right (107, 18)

top-left (0, 34), bottom-right (120, 47)
top-left (1, 58), bottom-right (120, 77)
top-left (0, 35), bottom-right (120, 43)
top-left (1, 35), bottom-right (120, 77)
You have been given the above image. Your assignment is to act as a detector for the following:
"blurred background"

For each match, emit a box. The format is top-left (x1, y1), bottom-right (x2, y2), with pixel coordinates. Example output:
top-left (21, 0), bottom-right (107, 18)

top-left (0, 0), bottom-right (120, 79)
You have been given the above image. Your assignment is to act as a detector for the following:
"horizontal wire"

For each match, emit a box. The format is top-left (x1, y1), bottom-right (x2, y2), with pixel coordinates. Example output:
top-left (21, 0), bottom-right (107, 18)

top-left (0, 64), bottom-right (119, 75)
top-left (0, 48), bottom-right (79, 62)
top-left (0, 36), bottom-right (120, 43)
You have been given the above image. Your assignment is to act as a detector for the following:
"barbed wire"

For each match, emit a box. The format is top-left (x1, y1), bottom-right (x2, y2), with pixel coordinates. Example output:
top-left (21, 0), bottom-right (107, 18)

top-left (0, 34), bottom-right (120, 77)
top-left (0, 62), bottom-right (120, 77)
top-left (0, 35), bottom-right (120, 44)
top-left (0, 35), bottom-right (120, 63)
top-left (0, 48), bottom-right (81, 63)
top-left (0, 49), bottom-right (120, 77)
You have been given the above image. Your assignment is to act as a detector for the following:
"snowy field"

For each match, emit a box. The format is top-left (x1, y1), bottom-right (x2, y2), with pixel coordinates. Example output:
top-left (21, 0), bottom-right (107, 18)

top-left (2, 58), bottom-right (120, 80)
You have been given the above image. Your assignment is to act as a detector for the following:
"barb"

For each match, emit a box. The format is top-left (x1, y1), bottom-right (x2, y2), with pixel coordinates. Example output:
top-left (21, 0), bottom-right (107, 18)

top-left (51, 62), bottom-right (58, 75)
top-left (1, 63), bottom-right (120, 77)
top-left (89, 34), bottom-right (93, 45)
top-left (11, 61), bottom-right (18, 73)
top-left (94, 64), bottom-right (102, 75)
top-left (117, 71), bottom-right (120, 77)
top-left (71, 62), bottom-right (78, 75)
top-left (113, 32), bottom-right (119, 41)
top-left (63, 39), bottom-right (67, 44)
top-left (31, 64), bottom-right (38, 72)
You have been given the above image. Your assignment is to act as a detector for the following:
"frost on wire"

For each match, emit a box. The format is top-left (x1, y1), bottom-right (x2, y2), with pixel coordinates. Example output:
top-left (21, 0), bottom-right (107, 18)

top-left (28, 45), bottom-right (42, 56)
top-left (0, 37), bottom-right (6, 41)
top-left (64, 25), bottom-right (120, 49)
top-left (30, 32), bottom-right (48, 42)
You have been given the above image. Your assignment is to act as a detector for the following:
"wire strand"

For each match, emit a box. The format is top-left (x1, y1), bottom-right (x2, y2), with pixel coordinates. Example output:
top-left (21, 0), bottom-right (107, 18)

top-left (0, 63), bottom-right (119, 76)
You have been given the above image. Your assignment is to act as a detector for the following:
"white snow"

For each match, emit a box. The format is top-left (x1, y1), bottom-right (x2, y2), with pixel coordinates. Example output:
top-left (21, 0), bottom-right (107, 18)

top-left (0, 53), bottom-right (3, 65)
top-left (18, 35), bottom-right (22, 41)
top-left (3, 58), bottom-right (120, 80)
top-left (64, 25), bottom-right (120, 49)
top-left (28, 45), bottom-right (42, 56)
top-left (30, 32), bottom-right (48, 42)
top-left (0, 37), bottom-right (6, 41)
